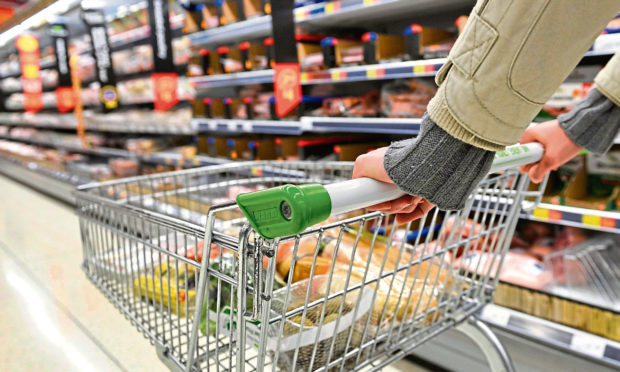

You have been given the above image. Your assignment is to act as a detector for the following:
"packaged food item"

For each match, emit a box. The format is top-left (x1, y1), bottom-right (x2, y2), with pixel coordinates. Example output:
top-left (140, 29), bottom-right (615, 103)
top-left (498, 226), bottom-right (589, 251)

top-left (321, 90), bottom-right (380, 117)
top-left (381, 79), bottom-right (436, 118)
top-left (455, 251), bottom-right (552, 290)
top-left (320, 230), bottom-right (449, 332)
top-left (134, 262), bottom-right (197, 317)
top-left (268, 275), bottom-right (372, 371)
top-left (109, 158), bottom-right (139, 178)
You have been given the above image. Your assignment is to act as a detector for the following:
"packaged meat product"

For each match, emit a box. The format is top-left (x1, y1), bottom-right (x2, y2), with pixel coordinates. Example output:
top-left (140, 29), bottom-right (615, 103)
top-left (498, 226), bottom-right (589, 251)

top-left (440, 216), bottom-right (487, 256)
top-left (184, 240), bottom-right (228, 262)
top-left (381, 79), bottom-right (436, 118)
top-left (552, 226), bottom-right (588, 251)
top-left (109, 158), bottom-right (139, 178)
top-left (455, 251), bottom-right (552, 290)
top-left (321, 90), bottom-right (379, 117)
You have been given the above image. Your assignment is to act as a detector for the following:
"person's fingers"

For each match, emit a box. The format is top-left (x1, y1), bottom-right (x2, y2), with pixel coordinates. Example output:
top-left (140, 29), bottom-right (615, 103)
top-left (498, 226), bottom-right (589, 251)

top-left (367, 201), bottom-right (392, 211)
top-left (397, 203), bottom-right (418, 214)
top-left (530, 157), bottom-right (554, 183)
top-left (519, 129), bottom-right (538, 144)
top-left (419, 200), bottom-right (436, 215)
top-left (352, 147), bottom-right (392, 183)
top-left (520, 163), bottom-right (534, 174)
top-left (388, 195), bottom-right (415, 211)
top-left (369, 195), bottom-right (415, 213)
top-left (395, 211), bottom-right (419, 224)
top-left (395, 200), bottom-right (435, 224)
top-left (529, 165), bottom-right (545, 183)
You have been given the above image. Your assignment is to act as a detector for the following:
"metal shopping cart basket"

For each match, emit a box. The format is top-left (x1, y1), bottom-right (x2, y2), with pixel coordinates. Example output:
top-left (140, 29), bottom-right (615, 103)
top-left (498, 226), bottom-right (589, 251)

top-left (75, 143), bottom-right (547, 372)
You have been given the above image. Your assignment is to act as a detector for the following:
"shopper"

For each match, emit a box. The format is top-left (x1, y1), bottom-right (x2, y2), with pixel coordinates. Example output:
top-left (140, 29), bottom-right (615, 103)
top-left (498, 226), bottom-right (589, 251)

top-left (353, 0), bottom-right (620, 223)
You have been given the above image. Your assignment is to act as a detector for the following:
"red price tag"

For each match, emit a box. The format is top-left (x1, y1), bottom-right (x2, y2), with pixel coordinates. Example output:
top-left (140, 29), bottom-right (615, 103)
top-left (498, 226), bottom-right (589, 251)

top-left (273, 63), bottom-right (302, 117)
top-left (16, 34), bottom-right (42, 113)
top-left (56, 86), bottom-right (76, 113)
top-left (152, 73), bottom-right (179, 112)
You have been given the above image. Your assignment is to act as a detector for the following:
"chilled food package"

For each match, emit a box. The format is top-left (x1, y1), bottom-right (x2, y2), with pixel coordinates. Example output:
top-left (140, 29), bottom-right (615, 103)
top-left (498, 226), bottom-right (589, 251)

top-left (321, 90), bottom-right (380, 117)
top-left (274, 229), bottom-right (451, 334)
top-left (455, 251), bottom-right (552, 290)
top-left (267, 275), bottom-right (372, 371)
top-left (381, 79), bottom-right (436, 118)
top-left (109, 158), bottom-right (139, 178)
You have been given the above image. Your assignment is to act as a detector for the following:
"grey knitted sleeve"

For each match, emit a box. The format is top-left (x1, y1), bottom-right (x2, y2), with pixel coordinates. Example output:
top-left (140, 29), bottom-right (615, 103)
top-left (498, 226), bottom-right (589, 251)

top-left (384, 114), bottom-right (494, 211)
top-left (558, 87), bottom-right (620, 155)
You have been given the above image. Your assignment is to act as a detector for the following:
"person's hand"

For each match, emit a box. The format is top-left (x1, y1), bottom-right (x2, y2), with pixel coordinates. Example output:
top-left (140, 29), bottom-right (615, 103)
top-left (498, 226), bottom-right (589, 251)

top-left (352, 147), bottom-right (435, 224)
top-left (519, 120), bottom-right (583, 183)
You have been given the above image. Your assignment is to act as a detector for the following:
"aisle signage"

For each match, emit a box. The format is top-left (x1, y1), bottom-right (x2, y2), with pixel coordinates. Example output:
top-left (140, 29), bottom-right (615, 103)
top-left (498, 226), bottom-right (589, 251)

top-left (148, 0), bottom-right (179, 111)
top-left (50, 22), bottom-right (76, 113)
top-left (271, 0), bottom-right (301, 117)
top-left (16, 34), bottom-right (43, 113)
top-left (82, 8), bottom-right (119, 111)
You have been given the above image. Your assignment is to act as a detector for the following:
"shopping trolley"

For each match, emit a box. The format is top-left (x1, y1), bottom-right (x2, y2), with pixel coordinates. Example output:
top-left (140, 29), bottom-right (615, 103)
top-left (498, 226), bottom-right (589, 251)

top-left (75, 142), bottom-right (547, 372)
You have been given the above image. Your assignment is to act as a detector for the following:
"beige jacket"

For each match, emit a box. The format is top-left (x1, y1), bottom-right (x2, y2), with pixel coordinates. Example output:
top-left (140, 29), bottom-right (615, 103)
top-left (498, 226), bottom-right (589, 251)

top-left (428, 0), bottom-right (620, 151)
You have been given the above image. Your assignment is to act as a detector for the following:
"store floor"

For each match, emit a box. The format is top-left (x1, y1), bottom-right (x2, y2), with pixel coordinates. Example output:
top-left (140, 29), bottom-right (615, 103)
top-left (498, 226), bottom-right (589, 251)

top-left (0, 175), bottom-right (431, 372)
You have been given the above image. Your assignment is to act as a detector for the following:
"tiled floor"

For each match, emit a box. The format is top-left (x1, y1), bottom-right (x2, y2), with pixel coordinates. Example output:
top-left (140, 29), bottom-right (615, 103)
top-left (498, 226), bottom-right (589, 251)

top-left (0, 175), bottom-right (430, 372)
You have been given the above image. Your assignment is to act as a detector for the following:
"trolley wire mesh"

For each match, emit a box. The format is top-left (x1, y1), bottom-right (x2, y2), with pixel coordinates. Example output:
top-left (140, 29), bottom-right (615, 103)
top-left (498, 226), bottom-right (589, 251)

top-left (76, 161), bottom-right (536, 371)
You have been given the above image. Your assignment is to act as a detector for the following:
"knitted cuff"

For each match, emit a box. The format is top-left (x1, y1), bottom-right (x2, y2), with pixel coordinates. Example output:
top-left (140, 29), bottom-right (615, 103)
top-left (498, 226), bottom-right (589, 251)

top-left (558, 87), bottom-right (620, 155)
top-left (384, 114), bottom-right (495, 211)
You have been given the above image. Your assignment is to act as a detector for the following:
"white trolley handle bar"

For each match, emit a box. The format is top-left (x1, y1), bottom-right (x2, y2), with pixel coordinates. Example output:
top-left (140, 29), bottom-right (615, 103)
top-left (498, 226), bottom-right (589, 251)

top-left (326, 142), bottom-right (544, 215)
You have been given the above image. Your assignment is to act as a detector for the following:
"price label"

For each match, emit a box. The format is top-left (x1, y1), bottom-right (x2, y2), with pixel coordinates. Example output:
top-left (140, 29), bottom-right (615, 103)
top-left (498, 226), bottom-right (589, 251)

top-left (242, 121), bottom-right (253, 132)
top-left (571, 333), bottom-right (606, 358)
top-left (482, 305), bottom-right (510, 327)
top-left (208, 120), bottom-right (217, 131)
top-left (227, 121), bottom-right (237, 131)
top-left (325, 1), bottom-right (341, 14)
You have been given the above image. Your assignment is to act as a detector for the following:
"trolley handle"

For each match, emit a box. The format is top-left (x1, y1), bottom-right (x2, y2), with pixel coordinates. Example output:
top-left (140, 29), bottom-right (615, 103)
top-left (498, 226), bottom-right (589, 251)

top-left (237, 143), bottom-right (544, 239)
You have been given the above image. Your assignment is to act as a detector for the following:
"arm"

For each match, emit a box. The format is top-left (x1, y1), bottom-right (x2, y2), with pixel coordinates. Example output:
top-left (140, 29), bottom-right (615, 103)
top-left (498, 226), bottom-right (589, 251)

top-left (354, 0), bottom-right (620, 223)
top-left (521, 87), bottom-right (620, 182)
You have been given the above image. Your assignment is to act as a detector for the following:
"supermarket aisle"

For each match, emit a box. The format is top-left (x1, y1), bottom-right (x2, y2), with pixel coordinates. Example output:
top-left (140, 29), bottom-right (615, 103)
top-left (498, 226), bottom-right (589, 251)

top-left (0, 175), bottom-right (432, 372)
top-left (0, 175), bottom-right (168, 372)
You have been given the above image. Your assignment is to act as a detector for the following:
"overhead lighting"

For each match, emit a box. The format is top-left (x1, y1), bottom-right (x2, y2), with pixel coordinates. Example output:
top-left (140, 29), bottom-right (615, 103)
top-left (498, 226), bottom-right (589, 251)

top-left (0, 0), bottom-right (81, 47)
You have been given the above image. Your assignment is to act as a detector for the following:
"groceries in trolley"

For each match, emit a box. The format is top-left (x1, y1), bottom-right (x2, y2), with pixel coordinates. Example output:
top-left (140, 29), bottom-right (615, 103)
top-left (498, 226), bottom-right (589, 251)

top-left (77, 158), bottom-right (537, 371)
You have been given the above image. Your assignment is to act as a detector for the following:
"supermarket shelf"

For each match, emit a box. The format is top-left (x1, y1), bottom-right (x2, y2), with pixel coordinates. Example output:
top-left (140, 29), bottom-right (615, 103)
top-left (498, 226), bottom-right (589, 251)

top-left (1, 85), bottom-right (58, 95)
top-left (0, 156), bottom-right (87, 204)
top-left (142, 152), bottom-right (229, 167)
top-left (308, 116), bottom-right (421, 134)
top-left (191, 69), bottom-right (274, 89)
top-left (0, 134), bottom-right (132, 158)
top-left (188, 14), bottom-right (272, 48)
top-left (110, 14), bottom-right (184, 52)
top-left (193, 117), bottom-right (305, 135)
top-left (0, 56), bottom-right (56, 79)
top-left (581, 48), bottom-right (618, 65)
top-left (192, 116), bottom-right (422, 135)
top-left (296, 0), bottom-right (473, 28)
top-left (76, 15), bottom-right (184, 57)
top-left (0, 134), bottom-right (226, 168)
top-left (191, 59), bottom-right (444, 89)
top-left (0, 119), bottom-right (195, 135)
top-left (479, 304), bottom-right (620, 369)
top-left (523, 202), bottom-right (620, 234)
top-left (189, 0), bottom-right (474, 48)
top-left (115, 64), bottom-right (188, 82)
